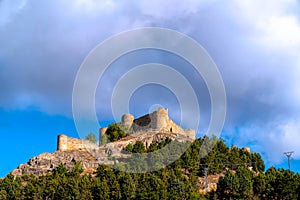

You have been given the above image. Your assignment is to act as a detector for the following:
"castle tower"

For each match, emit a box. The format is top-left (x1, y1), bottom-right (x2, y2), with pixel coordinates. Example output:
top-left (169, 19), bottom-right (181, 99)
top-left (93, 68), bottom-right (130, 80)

top-left (151, 108), bottom-right (168, 131)
top-left (57, 134), bottom-right (68, 151)
top-left (121, 114), bottom-right (134, 128)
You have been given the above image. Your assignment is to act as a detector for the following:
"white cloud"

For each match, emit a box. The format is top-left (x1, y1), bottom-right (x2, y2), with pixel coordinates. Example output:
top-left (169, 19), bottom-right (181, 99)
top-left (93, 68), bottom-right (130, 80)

top-left (232, 0), bottom-right (300, 50)
top-left (278, 120), bottom-right (300, 156)
top-left (265, 119), bottom-right (300, 164)
top-left (228, 119), bottom-right (300, 165)
top-left (72, 0), bottom-right (117, 13)
top-left (255, 15), bottom-right (300, 50)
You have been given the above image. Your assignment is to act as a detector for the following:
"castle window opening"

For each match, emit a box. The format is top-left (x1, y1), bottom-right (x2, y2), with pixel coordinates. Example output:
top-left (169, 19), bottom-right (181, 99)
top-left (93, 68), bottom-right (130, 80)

top-left (170, 127), bottom-right (172, 132)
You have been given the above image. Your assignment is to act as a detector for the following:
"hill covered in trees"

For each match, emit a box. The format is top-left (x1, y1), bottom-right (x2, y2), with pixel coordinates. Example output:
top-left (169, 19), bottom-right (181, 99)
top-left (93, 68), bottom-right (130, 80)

top-left (1, 136), bottom-right (300, 199)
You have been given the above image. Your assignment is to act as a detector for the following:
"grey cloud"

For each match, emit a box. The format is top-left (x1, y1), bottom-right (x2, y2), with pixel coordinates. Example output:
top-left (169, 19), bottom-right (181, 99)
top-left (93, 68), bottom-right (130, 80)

top-left (0, 0), bottom-right (150, 115)
top-left (143, 1), bottom-right (300, 164)
top-left (0, 0), bottom-right (300, 165)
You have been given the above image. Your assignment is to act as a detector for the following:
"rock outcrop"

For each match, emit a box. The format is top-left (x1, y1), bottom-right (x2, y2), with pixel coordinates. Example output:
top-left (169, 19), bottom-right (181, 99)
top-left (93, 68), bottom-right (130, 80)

top-left (11, 149), bottom-right (113, 177)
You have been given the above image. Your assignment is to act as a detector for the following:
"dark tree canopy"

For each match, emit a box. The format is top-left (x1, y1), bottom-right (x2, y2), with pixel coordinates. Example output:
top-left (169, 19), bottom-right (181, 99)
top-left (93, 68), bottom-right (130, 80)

top-left (105, 123), bottom-right (126, 142)
top-left (1, 136), bottom-right (299, 200)
top-left (132, 141), bottom-right (146, 153)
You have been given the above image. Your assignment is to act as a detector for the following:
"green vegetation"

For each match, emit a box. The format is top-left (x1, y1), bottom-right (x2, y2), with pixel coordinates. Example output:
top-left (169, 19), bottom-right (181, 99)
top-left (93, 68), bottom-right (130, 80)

top-left (1, 136), bottom-right (300, 199)
top-left (124, 141), bottom-right (146, 153)
top-left (216, 167), bottom-right (300, 200)
top-left (105, 123), bottom-right (126, 142)
top-left (124, 143), bottom-right (133, 152)
top-left (85, 133), bottom-right (97, 144)
top-left (124, 137), bottom-right (172, 154)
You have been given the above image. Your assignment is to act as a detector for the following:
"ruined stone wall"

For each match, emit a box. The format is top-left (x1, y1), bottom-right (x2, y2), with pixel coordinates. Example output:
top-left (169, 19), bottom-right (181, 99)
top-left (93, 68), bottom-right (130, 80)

top-left (131, 108), bottom-right (192, 135)
top-left (57, 134), bottom-right (68, 151)
top-left (57, 134), bottom-right (98, 151)
top-left (164, 118), bottom-right (184, 133)
top-left (152, 108), bottom-right (168, 130)
top-left (122, 114), bottom-right (134, 128)
top-left (133, 114), bottom-right (151, 130)
top-left (132, 108), bottom-right (169, 131)
top-left (98, 108), bottom-right (196, 144)
top-left (101, 108), bottom-right (181, 133)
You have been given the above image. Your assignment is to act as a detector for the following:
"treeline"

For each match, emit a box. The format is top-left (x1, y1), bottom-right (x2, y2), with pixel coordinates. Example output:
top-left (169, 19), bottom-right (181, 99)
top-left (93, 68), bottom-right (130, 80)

top-left (0, 162), bottom-right (200, 200)
top-left (0, 137), bottom-right (299, 199)
top-left (217, 166), bottom-right (300, 199)
top-left (119, 136), bottom-right (264, 174)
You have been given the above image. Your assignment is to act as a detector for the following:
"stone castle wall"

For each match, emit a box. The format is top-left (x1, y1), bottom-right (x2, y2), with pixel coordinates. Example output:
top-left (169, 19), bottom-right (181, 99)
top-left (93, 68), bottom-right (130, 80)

top-left (122, 114), bottom-right (134, 128)
top-left (164, 118), bottom-right (184, 134)
top-left (131, 108), bottom-right (181, 132)
top-left (130, 108), bottom-right (194, 139)
top-left (57, 134), bottom-right (98, 151)
top-left (150, 108), bottom-right (168, 131)
top-left (99, 108), bottom-right (196, 141)
top-left (57, 108), bottom-right (195, 151)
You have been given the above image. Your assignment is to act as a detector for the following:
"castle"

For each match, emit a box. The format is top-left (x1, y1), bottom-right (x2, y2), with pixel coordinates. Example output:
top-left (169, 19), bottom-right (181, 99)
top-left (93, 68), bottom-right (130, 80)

top-left (57, 108), bottom-right (195, 153)
top-left (11, 108), bottom-right (253, 178)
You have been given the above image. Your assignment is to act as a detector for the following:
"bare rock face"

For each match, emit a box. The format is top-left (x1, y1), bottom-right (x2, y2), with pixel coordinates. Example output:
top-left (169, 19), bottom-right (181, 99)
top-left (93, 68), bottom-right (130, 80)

top-left (198, 174), bottom-right (222, 194)
top-left (11, 149), bottom-right (113, 177)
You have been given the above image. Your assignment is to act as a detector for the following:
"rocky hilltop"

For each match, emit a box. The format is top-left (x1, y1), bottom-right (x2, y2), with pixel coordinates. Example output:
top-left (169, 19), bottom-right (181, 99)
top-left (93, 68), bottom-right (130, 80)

top-left (12, 150), bottom-right (100, 177)
top-left (12, 108), bottom-right (195, 177)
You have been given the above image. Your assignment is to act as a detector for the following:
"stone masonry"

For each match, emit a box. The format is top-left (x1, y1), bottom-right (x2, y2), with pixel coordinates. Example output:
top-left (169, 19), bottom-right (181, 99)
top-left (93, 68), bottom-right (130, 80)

top-left (100, 108), bottom-right (196, 144)
top-left (57, 134), bottom-right (98, 151)
top-left (56, 108), bottom-right (196, 152)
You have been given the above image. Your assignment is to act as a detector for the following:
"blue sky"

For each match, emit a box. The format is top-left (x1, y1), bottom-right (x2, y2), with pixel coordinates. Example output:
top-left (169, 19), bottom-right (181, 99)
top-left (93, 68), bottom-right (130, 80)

top-left (1, 0), bottom-right (300, 177)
